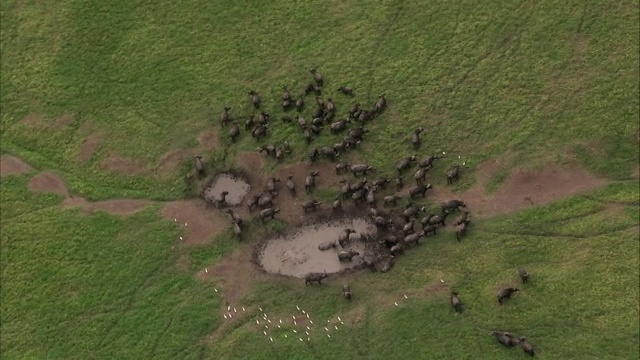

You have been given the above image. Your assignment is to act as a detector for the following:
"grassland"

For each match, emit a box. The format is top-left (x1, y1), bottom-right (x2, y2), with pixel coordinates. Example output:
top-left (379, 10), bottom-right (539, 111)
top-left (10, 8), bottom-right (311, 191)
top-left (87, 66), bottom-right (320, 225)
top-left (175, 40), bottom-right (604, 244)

top-left (1, 0), bottom-right (639, 359)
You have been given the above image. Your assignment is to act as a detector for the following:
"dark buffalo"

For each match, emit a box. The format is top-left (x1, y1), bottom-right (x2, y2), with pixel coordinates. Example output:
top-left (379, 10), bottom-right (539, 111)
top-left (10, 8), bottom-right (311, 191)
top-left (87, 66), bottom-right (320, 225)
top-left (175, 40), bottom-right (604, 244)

top-left (383, 195), bottom-right (402, 207)
top-left (338, 250), bottom-right (360, 262)
top-left (519, 268), bottom-right (530, 284)
top-left (446, 165), bottom-right (460, 185)
top-left (220, 106), bottom-right (231, 126)
top-left (318, 240), bottom-right (337, 251)
top-left (411, 127), bottom-right (424, 147)
top-left (194, 155), bottom-right (205, 175)
top-left (305, 171), bottom-right (320, 194)
top-left (338, 86), bottom-right (354, 96)
top-left (396, 156), bottom-right (417, 174)
top-left (451, 291), bottom-right (463, 313)
top-left (409, 183), bottom-right (433, 198)
top-left (301, 199), bottom-right (322, 212)
top-left (342, 284), bottom-right (352, 300)
top-left (248, 90), bottom-right (260, 108)
top-left (497, 287), bottom-right (520, 304)
top-left (305, 271), bottom-right (328, 286)
top-left (259, 208), bottom-right (280, 222)
top-left (519, 337), bottom-right (535, 356)
top-left (441, 199), bottom-right (466, 213)
top-left (455, 219), bottom-right (470, 241)
top-left (286, 175), bottom-right (296, 197)
top-left (350, 164), bottom-right (374, 177)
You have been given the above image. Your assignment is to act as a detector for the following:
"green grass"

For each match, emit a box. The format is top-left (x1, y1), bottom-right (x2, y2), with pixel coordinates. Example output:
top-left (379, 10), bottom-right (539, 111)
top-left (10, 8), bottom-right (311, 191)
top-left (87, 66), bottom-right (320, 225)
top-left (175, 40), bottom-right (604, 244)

top-left (1, 0), bottom-right (639, 359)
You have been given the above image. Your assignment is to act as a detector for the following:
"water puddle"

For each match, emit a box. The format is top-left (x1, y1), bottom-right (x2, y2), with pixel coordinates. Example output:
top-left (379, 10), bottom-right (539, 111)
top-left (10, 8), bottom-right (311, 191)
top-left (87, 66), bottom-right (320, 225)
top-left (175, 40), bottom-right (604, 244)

top-left (203, 173), bottom-right (250, 206)
top-left (259, 218), bottom-right (377, 278)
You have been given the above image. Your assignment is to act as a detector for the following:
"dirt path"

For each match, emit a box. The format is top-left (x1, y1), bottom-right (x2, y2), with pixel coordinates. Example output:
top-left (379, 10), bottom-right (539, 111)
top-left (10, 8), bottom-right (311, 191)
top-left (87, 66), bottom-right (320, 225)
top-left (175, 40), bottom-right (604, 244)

top-left (428, 161), bottom-right (609, 217)
top-left (197, 247), bottom-right (257, 304)
top-left (26, 171), bottom-right (154, 216)
top-left (161, 200), bottom-right (227, 246)
top-left (24, 169), bottom-right (228, 244)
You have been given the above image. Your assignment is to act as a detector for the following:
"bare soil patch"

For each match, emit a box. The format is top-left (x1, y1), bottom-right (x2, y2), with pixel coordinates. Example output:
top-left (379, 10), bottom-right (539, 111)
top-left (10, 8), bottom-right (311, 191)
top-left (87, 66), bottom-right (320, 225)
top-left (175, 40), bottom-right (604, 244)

top-left (197, 246), bottom-right (258, 304)
top-left (77, 134), bottom-right (103, 163)
top-left (198, 130), bottom-right (219, 150)
top-left (156, 128), bottom-right (223, 174)
top-left (161, 200), bottom-right (227, 246)
top-left (100, 153), bottom-right (144, 176)
top-left (268, 160), bottom-right (343, 224)
top-left (27, 171), bottom-right (153, 216)
top-left (28, 172), bottom-right (69, 197)
top-left (430, 161), bottom-right (608, 217)
top-left (63, 198), bottom-right (151, 216)
top-left (224, 153), bottom-right (358, 226)
top-left (158, 149), bottom-right (191, 173)
top-left (237, 152), bottom-right (265, 176)
top-left (0, 155), bottom-right (34, 177)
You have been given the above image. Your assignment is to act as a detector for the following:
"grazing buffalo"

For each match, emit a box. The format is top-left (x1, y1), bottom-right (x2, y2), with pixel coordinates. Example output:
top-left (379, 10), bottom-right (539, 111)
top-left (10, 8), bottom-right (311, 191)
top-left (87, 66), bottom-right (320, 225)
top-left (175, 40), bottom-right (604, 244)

top-left (441, 199), bottom-right (466, 213)
top-left (342, 284), bottom-right (352, 300)
top-left (305, 171), bottom-right (320, 194)
top-left (305, 271), bottom-right (328, 286)
top-left (286, 175), bottom-right (296, 197)
top-left (301, 199), bottom-right (322, 212)
top-left (519, 337), bottom-right (535, 356)
top-left (384, 195), bottom-right (402, 207)
top-left (248, 91), bottom-right (260, 108)
top-left (409, 183), bottom-right (432, 198)
top-left (453, 210), bottom-right (470, 226)
top-left (396, 156), bottom-right (416, 174)
top-left (497, 287), bottom-right (520, 304)
top-left (380, 256), bottom-right (395, 273)
top-left (491, 331), bottom-right (512, 348)
top-left (318, 240), bottom-right (337, 251)
top-left (350, 164), bottom-right (374, 177)
top-left (519, 268), bottom-right (530, 283)
top-left (220, 106), bottom-right (231, 126)
top-left (338, 250), bottom-right (360, 262)
top-left (310, 68), bottom-right (323, 86)
top-left (455, 219), bottom-right (470, 241)
top-left (403, 232), bottom-right (425, 246)
top-left (229, 122), bottom-right (240, 142)
top-left (411, 128), bottom-right (424, 147)
top-left (246, 195), bottom-right (259, 212)
top-left (258, 192), bottom-right (277, 209)
top-left (259, 208), bottom-right (280, 222)
top-left (446, 166), bottom-right (460, 185)
top-left (338, 86), bottom-right (354, 96)
top-left (194, 155), bottom-right (205, 175)
top-left (450, 291), bottom-right (463, 313)
top-left (338, 228), bottom-right (356, 247)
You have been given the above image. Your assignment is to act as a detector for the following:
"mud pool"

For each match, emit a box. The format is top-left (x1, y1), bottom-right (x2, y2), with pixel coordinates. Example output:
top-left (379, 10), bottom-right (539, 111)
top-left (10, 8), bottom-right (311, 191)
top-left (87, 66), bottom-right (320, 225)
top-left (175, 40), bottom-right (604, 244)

top-left (203, 173), bottom-right (250, 206)
top-left (259, 218), bottom-right (377, 278)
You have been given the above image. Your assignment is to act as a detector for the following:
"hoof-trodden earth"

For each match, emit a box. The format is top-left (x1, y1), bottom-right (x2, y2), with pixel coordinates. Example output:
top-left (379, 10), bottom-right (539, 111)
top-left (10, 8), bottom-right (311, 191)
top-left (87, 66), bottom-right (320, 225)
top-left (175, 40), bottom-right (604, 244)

top-left (3, 152), bottom-right (621, 307)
